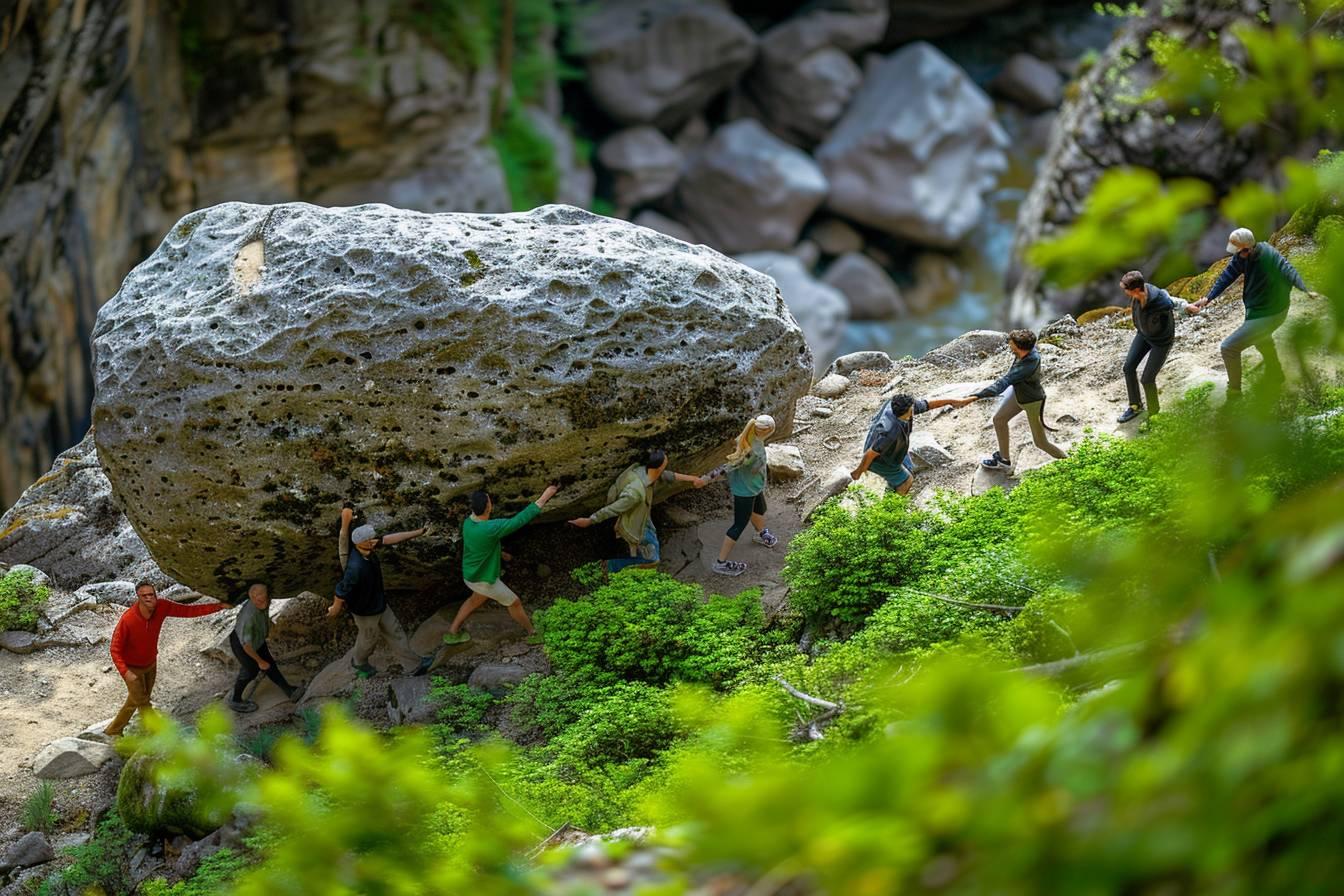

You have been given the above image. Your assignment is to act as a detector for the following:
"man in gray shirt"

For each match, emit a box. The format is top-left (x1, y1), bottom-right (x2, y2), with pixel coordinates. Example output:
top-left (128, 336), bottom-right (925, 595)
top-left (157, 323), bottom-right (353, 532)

top-left (228, 583), bottom-right (302, 712)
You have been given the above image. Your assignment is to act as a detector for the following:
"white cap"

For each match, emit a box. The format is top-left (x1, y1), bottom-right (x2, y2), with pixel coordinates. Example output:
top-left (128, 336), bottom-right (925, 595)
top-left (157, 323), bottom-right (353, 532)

top-left (754, 414), bottom-right (776, 431)
top-left (1226, 227), bottom-right (1255, 254)
top-left (351, 524), bottom-right (379, 544)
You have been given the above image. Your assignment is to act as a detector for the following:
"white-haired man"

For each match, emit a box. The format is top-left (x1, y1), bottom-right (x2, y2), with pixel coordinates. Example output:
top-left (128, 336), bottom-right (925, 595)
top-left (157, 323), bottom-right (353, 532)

top-left (1194, 227), bottom-right (1321, 395)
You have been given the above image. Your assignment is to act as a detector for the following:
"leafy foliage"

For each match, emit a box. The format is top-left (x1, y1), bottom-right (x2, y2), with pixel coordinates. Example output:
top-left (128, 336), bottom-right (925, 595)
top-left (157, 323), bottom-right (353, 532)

top-left (492, 102), bottom-right (559, 210)
top-left (536, 570), bottom-right (782, 688)
top-left (36, 812), bottom-right (135, 896)
top-left (0, 566), bottom-right (49, 632)
top-left (141, 848), bottom-right (250, 896)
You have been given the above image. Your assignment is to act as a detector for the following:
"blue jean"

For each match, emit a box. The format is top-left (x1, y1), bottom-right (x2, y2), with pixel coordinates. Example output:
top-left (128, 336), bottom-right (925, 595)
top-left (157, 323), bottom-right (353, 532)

top-left (869, 454), bottom-right (914, 491)
top-left (608, 521), bottom-right (660, 573)
top-left (1220, 310), bottom-right (1288, 391)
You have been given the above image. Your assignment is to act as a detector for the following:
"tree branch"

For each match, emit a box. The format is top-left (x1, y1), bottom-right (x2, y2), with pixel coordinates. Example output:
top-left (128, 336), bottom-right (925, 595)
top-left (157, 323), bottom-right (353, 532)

top-left (772, 675), bottom-right (840, 710)
top-left (896, 588), bottom-right (1025, 617)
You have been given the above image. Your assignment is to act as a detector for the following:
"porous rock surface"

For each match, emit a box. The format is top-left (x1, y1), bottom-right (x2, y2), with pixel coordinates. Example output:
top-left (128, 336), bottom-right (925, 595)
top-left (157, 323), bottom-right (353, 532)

top-left (90, 203), bottom-right (811, 599)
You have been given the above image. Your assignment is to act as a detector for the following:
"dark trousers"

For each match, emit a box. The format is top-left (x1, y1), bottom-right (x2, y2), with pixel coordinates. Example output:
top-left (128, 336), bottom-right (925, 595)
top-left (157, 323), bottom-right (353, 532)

top-left (726, 493), bottom-right (767, 540)
top-left (1123, 334), bottom-right (1172, 413)
top-left (229, 632), bottom-right (293, 702)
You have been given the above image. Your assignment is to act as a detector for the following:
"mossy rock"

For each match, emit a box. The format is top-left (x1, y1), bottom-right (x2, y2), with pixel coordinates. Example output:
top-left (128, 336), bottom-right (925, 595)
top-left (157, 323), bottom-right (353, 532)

top-left (1076, 305), bottom-right (1127, 326)
top-left (116, 752), bottom-right (234, 838)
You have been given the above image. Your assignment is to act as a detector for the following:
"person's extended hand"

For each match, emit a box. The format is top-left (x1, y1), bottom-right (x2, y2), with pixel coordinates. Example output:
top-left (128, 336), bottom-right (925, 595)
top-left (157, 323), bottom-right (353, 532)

top-left (340, 506), bottom-right (353, 526)
top-left (850, 468), bottom-right (862, 481)
top-left (568, 517), bottom-right (592, 528)
top-left (957, 397), bottom-right (977, 408)
top-left (692, 476), bottom-right (708, 488)
top-left (1186, 303), bottom-right (1201, 316)
top-left (259, 659), bottom-right (271, 671)
top-left (123, 669), bottom-right (137, 683)
top-left (419, 524), bottom-right (432, 538)
top-left (501, 551), bottom-right (513, 562)
top-left (326, 602), bottom-right (343, 619)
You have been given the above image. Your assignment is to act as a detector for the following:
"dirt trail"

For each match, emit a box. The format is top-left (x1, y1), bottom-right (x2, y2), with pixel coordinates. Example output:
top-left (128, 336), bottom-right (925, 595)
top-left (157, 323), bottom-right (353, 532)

top-left (1, 288), bottom-right (1333, 834)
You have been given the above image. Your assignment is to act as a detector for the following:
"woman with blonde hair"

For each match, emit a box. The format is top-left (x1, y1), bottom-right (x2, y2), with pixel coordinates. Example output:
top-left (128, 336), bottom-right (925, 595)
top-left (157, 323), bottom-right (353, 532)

top-left (701, 414), bottom-right (778, 576)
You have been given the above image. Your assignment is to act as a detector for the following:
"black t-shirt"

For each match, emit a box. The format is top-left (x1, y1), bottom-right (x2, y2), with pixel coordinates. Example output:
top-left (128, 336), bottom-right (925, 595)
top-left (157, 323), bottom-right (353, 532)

top-left (863, 399), bottom-right (930, 466)
top-left (335, 550), bottom-right (386, 617)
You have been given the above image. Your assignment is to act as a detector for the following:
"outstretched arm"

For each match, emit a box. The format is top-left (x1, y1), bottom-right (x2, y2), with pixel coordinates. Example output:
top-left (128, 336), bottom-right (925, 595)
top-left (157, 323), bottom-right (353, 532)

top-left (381, 525), bottom-right (429, 546)
top-left (160, 598), bottom-right (228, 618)
top-left (339, 504), bottom-right (353, 570)
top-left (1199, 253), bottom-right (1246, 306)
top-left (851, 449), bottom-right (882, 480)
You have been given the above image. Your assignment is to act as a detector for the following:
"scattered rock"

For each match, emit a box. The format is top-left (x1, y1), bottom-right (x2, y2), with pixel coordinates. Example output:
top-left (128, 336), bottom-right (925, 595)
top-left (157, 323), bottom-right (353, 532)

top-left (791, 240), bottom-right (821, 268)
top-left (739, 44), bottom-right (863, 147)
top-left (830, 351), bottom-right (894, 377)
top-left (808, 218), bottom-right (865, 256)
top-left (908, 432), bottom-right (954, 471)
top-left (386, 677), bottom-right (434, 726)
top-left (991, 52), bottom-right (1064, 111)
top-left (1040, 315), bottom-right (1083, 340)
top-left (597, 127), bottom-right (684, 212)
top-left (90, 203), bottom-right (811, 598)
top-left (816, 42), bottom-right (1008, 247)
top-left (0, 432), bottom-right (164, 588)
top-left (574, 0), bottom-right (757, 128)
top-left (822, 253), bottom-right (906, 320)
top-left (467, 662), bottom-right (530, 696)
top-left (74, 580), bottom-right (137, 607)
top-left (676, 119), bottom-right (829, 254)
top-left (823, 465), bottom-right (854, 497)
top-left (812, 373), bottom-right (851, 399)
top-left (765, 445), bottom-right (806, 480)
top-left (0, 832), bottom-right (55, 873)
top-left (33, 736), bottom-right (118, 779)
top-left (924, 330), bottom-right (1008, 366)
top-left (736, 252), bottom-right (848, 374)
top-left (809, 404), bottom-right (834, 419)
top-left (0, 631), bottom-right (90, 655)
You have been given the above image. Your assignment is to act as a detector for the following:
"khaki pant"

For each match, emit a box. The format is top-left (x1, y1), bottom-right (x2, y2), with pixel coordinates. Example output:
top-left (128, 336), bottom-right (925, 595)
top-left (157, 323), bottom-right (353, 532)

top-left (993, 387), bottom-right (1067, 461)
top-left (105, 664), bottom-right (156, 736)
top-left (352, 609), bottom-right (421, 671)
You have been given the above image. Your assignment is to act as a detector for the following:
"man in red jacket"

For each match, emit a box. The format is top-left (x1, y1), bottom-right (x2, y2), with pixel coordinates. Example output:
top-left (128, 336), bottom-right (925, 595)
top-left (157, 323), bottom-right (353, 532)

top-left (104, 581), bottom-right (228, 736)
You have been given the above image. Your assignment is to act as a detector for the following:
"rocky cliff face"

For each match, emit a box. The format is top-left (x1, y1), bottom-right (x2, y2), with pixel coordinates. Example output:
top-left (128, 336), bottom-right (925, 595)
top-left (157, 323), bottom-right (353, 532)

top-left (0, 0), bottom-right (528, 509)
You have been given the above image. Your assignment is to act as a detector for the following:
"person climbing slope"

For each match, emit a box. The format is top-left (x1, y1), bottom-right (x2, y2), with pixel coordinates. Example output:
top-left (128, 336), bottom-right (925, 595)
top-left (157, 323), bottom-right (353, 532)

top-left (701, 414), bottom-right (778, 576)
top-left (959, 329), bottom-right (1067, 473)
top-left (1115, 269), bottom-right (1199, 423)
top-left (850, 393), bottom-right (967, 494)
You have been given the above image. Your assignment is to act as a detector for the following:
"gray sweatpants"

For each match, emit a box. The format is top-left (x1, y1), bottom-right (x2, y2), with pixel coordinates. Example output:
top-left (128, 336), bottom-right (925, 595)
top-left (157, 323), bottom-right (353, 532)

top-left (352, 608), bottom-right (421, 670)
top-left (993, 387), bottom-right (1067, 462)
top-left (1220, 310), bottom-right (1288, 392)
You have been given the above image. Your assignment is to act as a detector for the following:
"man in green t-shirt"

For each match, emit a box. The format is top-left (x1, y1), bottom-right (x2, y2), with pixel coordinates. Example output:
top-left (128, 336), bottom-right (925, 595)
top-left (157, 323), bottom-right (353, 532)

top-left (442, 483), bottom-right (559, 645)
top-left (228, 583), bottom-right (302, 713)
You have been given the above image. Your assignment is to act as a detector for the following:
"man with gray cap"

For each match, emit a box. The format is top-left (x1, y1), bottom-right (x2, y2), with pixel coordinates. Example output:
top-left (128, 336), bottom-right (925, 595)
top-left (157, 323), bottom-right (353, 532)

top-left (1194, 227), bottom-right (1321, 395)
top-left (329, 520), bottom-right (434, 677)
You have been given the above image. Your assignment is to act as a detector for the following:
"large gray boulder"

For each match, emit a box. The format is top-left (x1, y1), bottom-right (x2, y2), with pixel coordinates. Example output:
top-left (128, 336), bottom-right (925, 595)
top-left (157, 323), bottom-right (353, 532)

top-left (821, 253), bottom-right (906, 320)
top-left (597, 127), bottom-right (685, 213)
top-left (676, 120), bottom-right (829, 254)
top-left (0, 431), bottom-right (162, 590)
top-left (737, 252), bottom-right (848, 375)
top-left (574, 0), bottom-right (758, 129)
top-left (991, 53), bottom-right (1064, 112)
top-left (815, 43), bottom-right (1008, 248)
top-left (90, 203), bottom-right (811, 598)
top-left (33, 736), bottom-right (118, 779)
top-left (0, 832), bottom-right (55, 873)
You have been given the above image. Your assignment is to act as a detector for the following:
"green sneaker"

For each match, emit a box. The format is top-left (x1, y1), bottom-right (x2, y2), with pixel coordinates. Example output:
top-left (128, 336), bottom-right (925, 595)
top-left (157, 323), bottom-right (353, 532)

top-left (352, 661), bottom-right (376, 679)
top-left (442, 631), bottom-right (472, 646)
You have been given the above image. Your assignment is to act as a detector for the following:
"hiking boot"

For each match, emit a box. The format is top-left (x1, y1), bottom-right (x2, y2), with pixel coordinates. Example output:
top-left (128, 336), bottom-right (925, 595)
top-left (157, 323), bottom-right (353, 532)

top-left (228, 699), bottom-right (258, 714)
top-left (1117, 404), bottom-right (1144, 424)
top-left (412, 655), bottom-right (435, 677)
top-left (711, 559), bottom-right (747, 576)
top-left (351, 660), bottom-right (377, 679)
top-left (442, 631), bottom-right (472, 646)
top-left (980, 451), bottom-right (1012, 471)
top-left (752, 529), bottom-right (779, 548)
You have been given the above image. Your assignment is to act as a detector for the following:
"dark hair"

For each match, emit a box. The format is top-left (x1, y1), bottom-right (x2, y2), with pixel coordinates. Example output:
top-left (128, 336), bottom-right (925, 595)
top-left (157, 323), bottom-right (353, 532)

top-left (1007, 329), bottom-right (1037, 351)
top-left (134, 580), bottom-right (156, 595)
top-left (469, 490), bottom-right (490, 515)
top-left (1120, 270), bottom-right (1146, 291)
top-left (889, 394), bottom-right (915, 417)
top-left (644, 449), bottom-right (667, 470)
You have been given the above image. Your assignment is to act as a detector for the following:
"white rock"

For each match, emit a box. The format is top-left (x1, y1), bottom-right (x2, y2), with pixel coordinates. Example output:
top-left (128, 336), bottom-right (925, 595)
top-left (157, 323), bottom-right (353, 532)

top-left (908, 432), bottom-right (954, 472)
top-left (813, 373), bottom-right (851, 399)
top-left (737, 252), bottom-right (848, 374)
top-left (765, 444), bottom-right (806, 480)
top-left (34, 736), bottom-right (118, 779)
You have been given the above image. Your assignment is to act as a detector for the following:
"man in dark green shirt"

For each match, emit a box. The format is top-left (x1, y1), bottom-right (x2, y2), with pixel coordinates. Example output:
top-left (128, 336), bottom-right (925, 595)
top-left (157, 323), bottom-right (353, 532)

top-left (442, 483), bottom-right (559, 645)
top-left (1194, 227), bottom-right (1321, 394)
top-left (228, 583), bottom-right (302, 713)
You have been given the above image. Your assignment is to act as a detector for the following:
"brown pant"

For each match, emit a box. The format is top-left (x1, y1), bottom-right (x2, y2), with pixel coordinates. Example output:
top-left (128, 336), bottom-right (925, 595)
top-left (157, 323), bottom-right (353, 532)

top-left (352, 609), bottom-right (421, 671)
top-left (105, 664), bottom-right (156, 735)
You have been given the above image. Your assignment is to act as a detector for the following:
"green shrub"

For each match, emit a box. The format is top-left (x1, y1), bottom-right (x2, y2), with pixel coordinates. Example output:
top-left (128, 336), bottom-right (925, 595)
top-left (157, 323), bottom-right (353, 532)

top-left (546, 682), bottom-right (683, 772)
top-left (537, 570), bottom-right (781, 688)
top-left (503, 672), bottom-right (605, 743)
top-left (21, 780), bottom-right (56, 834)
top-left (783, 489), bottom-right (940, 625)
top-left (430, 680), bottom-right (497, 735)
top-left (1002, 587), bottom-right (1087, 664)
top-left (0, 566), bottom-right (50, 632)
top-left (37, 812), bottom-right (135, 896)
top-left (141, 847), bottom-right (249, 896)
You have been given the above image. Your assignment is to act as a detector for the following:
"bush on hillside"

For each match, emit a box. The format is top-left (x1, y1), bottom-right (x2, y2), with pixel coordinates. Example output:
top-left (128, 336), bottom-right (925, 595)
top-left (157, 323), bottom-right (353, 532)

top-left (536, 570), bottom-right (783, 688)
top-left (0, 566), bottom-right (50, 632)
top-left (545, 682), bottom-right (683, 773)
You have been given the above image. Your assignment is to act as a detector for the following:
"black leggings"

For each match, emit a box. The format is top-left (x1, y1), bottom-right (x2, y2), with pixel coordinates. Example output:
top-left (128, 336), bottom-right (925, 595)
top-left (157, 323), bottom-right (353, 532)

top-left (726, 493), bottom-right (767, 540)
top-left (229, 632), bottom-right (293, 702)
top-left (1122, 334), bottom-right (1172, 412)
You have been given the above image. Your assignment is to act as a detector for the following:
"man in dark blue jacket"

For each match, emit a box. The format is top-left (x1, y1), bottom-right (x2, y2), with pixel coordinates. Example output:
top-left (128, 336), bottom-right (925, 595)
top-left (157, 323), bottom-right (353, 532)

top-left (1194, 228), bottom-right (1320, 395)
top-left (850, 394), bottom-right (966, 494)
top-left (957, 329), bottom-right (1067, 472)
top-left (1116, 270), bottom-right (1200, 423)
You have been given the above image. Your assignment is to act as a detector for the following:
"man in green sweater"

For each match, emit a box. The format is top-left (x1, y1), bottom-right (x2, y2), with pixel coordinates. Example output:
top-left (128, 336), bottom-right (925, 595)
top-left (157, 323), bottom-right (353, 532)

top-left (442, 483), bottom-right (559, 644)
top-left (1194, 227), bottom-right (1321, 395)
